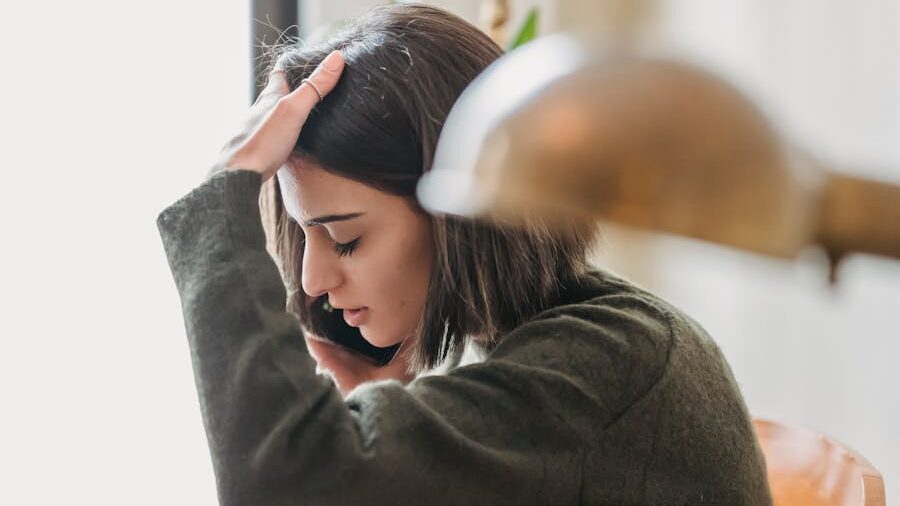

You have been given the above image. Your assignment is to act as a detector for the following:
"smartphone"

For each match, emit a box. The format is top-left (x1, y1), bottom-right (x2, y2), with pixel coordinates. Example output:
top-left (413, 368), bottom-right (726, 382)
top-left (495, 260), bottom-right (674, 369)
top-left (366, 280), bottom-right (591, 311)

top-left (307, 297), bottom-right (400, 366)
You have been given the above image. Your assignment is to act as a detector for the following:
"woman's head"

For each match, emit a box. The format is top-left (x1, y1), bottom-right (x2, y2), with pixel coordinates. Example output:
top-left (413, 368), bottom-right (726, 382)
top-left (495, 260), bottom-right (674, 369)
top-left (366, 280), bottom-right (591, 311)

top-left (269, 3), bottom-right (597, 372)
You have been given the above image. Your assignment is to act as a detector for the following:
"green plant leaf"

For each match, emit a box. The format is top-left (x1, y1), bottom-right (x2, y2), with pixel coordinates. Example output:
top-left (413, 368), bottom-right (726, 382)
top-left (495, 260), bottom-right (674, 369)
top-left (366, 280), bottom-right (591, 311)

top-left (508, 8), bottom-right (539, 50)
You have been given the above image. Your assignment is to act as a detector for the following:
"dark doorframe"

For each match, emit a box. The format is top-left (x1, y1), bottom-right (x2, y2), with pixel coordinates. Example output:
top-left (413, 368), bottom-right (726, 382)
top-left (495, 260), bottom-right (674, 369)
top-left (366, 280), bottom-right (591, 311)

top-left (250, 0), bottom-right (302, 100)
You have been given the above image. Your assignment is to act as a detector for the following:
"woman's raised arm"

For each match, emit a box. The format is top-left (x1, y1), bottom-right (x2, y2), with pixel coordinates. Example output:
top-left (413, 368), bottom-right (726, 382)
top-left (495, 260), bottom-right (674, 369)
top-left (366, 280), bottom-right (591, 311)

top-left (156, 47), bottom-right (634, 505)
top-left (156, 168), bottom-right (618, 505)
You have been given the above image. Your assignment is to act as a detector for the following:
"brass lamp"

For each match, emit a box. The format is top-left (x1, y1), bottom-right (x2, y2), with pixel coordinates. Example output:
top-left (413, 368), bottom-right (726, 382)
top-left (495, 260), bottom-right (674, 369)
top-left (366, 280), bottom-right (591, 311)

top-left (417, 35), bottom-right (900, 276)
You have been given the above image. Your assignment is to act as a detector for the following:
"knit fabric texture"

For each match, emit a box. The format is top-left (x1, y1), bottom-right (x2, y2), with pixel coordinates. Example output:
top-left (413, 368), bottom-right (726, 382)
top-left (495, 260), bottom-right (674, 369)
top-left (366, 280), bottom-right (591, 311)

top-left (157, 169), bottom-right (772, 505)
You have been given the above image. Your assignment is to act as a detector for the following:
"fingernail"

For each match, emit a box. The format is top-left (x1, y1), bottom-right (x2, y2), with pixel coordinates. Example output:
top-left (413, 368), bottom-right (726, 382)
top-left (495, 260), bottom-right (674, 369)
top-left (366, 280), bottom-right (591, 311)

top-left (323, 50), bottom-right (343, 71)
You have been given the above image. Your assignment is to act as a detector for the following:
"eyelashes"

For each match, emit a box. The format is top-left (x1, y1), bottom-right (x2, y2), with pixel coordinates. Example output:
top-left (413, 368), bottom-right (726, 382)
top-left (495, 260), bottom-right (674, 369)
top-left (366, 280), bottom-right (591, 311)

top-left (333, 237), bottom-right (360, 257)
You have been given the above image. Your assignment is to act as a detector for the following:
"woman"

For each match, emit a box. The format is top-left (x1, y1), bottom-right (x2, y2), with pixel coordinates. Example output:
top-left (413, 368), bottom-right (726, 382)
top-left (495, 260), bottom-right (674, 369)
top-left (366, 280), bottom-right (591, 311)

top-left (158, 3), bottom-right (771, 505)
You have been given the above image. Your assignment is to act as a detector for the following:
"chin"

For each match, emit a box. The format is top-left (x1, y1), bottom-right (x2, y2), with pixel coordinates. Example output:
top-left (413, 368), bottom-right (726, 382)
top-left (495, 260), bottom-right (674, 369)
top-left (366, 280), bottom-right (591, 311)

top-left (359, 325), bottom-right (405, 349)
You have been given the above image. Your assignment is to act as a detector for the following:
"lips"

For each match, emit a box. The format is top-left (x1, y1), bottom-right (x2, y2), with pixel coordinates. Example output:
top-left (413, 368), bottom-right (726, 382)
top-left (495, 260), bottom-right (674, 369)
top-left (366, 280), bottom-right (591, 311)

top-left (341, 307), bottom-right (369, 327)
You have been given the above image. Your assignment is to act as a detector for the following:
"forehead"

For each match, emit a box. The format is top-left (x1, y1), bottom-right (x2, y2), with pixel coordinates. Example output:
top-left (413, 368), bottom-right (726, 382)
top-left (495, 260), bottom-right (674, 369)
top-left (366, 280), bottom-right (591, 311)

top-left (276, 161), bottom-right (391, 221)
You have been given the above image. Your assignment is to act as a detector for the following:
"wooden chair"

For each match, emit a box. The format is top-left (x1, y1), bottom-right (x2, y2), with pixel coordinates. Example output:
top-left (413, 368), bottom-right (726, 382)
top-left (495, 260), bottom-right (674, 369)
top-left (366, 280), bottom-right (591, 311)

top-left (753, 418), bottom-right (886, 506)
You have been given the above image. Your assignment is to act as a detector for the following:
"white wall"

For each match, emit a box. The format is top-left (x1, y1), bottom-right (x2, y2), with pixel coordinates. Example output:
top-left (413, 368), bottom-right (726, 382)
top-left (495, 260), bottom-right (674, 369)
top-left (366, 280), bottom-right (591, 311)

top-left (1, 1), bottom-right (249, 504)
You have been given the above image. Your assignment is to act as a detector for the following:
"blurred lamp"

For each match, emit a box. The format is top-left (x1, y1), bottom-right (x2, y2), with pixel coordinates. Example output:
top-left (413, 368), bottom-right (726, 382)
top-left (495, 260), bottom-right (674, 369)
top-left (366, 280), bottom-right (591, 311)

top-left (418, 35), bottom-right (900, 275)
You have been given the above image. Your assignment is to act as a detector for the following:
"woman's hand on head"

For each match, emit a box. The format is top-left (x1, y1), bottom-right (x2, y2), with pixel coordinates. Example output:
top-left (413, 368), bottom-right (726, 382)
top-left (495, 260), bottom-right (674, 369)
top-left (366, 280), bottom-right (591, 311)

top-left (209, 50), bottom-right (345, 182)
top-left (304, 335), bottom-right (416, 398)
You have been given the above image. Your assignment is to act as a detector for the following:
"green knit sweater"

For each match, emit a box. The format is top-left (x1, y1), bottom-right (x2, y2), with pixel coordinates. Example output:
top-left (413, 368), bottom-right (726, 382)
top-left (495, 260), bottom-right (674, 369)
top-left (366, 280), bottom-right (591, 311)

top-left (157, 169), bottom-right (772, 505)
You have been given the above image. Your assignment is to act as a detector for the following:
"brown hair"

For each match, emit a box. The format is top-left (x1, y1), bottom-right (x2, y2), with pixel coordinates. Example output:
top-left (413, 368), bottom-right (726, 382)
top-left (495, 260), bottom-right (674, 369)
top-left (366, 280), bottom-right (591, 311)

top-left (264, 3), bottom-right (597, 372)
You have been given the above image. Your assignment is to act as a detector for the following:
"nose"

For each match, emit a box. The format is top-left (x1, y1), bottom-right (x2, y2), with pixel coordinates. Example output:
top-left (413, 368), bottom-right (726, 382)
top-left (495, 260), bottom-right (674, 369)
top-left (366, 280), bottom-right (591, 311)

top-left (300, 235), bottom-right (344, 297)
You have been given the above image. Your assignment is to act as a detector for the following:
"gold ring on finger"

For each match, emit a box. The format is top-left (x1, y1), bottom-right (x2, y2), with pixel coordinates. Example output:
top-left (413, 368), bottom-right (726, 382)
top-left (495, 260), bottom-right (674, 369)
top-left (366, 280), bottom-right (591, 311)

top-left (301, 78), bottom-right (324, 103)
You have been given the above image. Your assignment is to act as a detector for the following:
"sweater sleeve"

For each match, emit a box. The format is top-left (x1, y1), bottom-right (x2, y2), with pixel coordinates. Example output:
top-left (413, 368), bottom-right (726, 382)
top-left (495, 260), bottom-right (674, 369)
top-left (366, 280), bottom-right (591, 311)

top-left (156, 169), bottom-right (671, 506)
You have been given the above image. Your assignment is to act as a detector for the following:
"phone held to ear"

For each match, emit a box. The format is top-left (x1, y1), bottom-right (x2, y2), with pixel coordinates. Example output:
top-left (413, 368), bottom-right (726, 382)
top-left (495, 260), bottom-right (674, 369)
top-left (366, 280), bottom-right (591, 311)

top-left (307, 297), bottom-right (399, 366)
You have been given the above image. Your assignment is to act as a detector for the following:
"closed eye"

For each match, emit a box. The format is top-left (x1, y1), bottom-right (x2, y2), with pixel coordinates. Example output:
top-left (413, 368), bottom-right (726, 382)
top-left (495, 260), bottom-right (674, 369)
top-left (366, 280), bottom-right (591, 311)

top-left (334, 237), bottom-right (360, 257)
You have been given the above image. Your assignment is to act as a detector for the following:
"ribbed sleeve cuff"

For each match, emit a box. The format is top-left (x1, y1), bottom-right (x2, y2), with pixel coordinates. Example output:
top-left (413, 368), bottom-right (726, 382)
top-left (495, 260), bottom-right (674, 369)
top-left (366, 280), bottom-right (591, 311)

top-left (156, 169), bottom-right (267, 289)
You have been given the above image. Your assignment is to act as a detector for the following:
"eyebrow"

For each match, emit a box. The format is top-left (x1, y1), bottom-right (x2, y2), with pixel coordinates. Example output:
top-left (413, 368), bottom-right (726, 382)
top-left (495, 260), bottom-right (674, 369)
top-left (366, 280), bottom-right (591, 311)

top-left (304, 212), bottom-right (365, 227)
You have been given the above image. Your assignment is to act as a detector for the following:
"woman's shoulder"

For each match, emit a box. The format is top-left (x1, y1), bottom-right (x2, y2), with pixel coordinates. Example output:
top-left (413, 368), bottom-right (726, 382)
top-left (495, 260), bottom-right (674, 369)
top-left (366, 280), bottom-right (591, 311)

top-left (475, 268), bottom-right (700, 417)
top-left (493, 268), bottom-right (678, 364)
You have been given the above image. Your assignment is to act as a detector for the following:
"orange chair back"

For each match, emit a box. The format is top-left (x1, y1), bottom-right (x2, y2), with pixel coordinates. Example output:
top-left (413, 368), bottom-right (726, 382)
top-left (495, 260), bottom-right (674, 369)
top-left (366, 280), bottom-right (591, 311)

top-left (753, 418), bottom-right (886, 506)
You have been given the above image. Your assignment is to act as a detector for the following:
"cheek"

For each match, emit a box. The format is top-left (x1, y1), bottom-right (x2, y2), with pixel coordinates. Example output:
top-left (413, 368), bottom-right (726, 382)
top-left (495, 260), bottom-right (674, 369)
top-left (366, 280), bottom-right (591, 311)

top-left (356, 221), bottom-right (432, 296)
top-left (354, 221), bottom-right (433, 342)
top-left (387, 220), bottom-right (434, 306)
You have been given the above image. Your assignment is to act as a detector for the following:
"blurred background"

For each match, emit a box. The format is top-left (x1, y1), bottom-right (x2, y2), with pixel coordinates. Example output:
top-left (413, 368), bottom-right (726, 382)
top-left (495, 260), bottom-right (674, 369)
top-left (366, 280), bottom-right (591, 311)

top-left (0, 0), bottom-right (896, 504)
